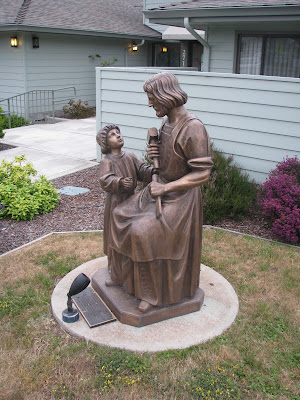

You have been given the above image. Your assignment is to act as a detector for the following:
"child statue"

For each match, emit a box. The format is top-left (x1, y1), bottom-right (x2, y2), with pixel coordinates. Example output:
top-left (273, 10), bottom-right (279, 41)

top-left (97, 124), bottom-right (153, 287)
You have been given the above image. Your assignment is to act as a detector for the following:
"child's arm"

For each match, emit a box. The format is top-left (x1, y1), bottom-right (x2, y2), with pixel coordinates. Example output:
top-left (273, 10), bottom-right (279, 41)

top-left (99, 158), bottom-right (124, 194)
top-left (131, 154), bottom-right (153, 184)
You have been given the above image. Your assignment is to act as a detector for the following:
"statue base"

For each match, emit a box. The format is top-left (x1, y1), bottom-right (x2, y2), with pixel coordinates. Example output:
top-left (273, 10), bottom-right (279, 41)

top-left (91, 267), bottom-right (205, 327)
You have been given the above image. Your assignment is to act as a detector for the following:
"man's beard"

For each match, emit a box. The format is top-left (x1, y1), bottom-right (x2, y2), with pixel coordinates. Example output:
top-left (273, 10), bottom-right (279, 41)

top-left (155, 105), bottom-right (168, 118)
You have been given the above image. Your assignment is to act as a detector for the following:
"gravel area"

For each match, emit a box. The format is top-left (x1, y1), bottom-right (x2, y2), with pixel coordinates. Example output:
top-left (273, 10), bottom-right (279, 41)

top-left (0, 163), bottom-right (294, 256)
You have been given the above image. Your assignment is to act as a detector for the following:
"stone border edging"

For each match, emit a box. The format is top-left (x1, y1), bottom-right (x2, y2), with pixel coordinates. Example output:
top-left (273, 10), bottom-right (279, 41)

top-left (1, 226), bottom-right (298, 259)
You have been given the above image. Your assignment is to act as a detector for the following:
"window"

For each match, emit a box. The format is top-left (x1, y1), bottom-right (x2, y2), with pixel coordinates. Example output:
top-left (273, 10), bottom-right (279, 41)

top-left (153, 43), bottom-right (180, 67)
top-left (236, 35), bottom-right (300, 78)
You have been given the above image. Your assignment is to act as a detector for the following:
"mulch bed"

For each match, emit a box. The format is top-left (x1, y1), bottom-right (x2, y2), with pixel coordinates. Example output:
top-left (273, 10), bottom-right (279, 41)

top-left (0, 143), bottom-right (16, 151)
top-left (0, 163), bottom-right (294, 256)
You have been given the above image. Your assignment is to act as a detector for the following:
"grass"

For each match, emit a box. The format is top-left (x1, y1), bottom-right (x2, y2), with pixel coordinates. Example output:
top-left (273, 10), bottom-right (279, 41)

top-left (0, 229), bottom-right (299, 400)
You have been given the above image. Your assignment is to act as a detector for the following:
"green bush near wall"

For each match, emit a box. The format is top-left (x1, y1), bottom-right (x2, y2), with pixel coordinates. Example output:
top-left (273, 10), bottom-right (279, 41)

top-left (202, 146), bottom-right (257, 224)
top-left (0, 106), bottom-right (29, 137)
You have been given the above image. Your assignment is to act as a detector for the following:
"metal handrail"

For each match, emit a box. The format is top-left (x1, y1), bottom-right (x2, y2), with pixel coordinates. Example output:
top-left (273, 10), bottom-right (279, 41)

top-left (0, 86), bottom-right (76, 128)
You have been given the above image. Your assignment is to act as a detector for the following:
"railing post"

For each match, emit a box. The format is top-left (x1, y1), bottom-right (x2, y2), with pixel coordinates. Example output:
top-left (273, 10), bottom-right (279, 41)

top-left (7, 99), bottom-right (11, 129)
top-left (52, 90), bottom-right (55, 123)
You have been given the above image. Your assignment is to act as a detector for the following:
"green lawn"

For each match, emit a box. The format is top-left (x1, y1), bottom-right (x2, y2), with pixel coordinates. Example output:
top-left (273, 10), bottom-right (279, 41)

top-left (0, 230), bottom-right (299, 400)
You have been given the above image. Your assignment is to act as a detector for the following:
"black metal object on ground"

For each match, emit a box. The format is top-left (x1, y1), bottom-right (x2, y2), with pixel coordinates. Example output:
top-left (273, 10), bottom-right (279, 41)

top-left (72, 287), bottom-right (116, 328)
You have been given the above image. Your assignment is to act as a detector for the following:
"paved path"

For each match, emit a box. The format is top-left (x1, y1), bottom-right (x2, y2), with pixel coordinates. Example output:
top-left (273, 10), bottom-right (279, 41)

top-left (0, 118), bottom-right (98, 179)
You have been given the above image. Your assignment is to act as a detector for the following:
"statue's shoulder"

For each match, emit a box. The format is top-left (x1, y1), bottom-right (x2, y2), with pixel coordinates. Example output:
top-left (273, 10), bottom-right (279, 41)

top-left (182, 114), bottom-right (206, 134)
top-left (123, 150), bottom-right (135, 158)
top-left (185, 113), bottom-right (204, 127)
top-left (100, 154), bottom-right (112, 164)
top-left (99, 153), bottom-right (116, 170)
top-left (177, 114), bottom-right (207, 148)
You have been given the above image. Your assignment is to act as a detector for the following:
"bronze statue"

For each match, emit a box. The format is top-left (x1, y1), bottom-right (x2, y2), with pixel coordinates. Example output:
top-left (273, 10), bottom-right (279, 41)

top-left (99, 72), bottom-right (213, 315)
top-left (97, 124), bottom-right (153, 281)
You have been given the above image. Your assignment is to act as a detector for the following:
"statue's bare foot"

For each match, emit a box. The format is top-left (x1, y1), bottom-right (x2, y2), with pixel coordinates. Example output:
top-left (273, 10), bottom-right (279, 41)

top-left (138, 300), bottom-right (153, 313)
top-left (105, 278), bottom-right (118, 287)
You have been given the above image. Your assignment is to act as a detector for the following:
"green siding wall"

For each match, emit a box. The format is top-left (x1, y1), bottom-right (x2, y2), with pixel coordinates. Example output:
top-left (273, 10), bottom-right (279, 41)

top-left (0, 32), bottom-right (26, 100)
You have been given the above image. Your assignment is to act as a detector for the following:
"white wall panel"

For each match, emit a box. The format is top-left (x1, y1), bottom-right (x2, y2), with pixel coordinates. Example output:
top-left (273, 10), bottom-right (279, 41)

top-left (96, 67), bottom-right (300, 182)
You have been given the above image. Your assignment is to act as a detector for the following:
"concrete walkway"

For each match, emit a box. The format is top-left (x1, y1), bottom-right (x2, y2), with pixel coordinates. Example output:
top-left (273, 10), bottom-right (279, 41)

top-left (0, 118), bottom-right (98, 179)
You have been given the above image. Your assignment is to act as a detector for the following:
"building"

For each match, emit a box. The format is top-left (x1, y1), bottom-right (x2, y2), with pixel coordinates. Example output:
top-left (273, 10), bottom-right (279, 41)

top-left (0, 0), bottom-right (161, 106)
top-left (144, 0), bottom-right (300, 76)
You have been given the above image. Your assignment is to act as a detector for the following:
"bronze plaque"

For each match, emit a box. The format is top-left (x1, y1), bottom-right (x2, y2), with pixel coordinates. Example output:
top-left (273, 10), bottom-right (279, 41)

top-left (72, 287), bottom-right (116, 328)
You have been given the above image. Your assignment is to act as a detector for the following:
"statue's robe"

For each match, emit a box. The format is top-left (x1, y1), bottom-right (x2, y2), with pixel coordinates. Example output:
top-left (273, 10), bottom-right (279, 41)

top-left (99, 152), bottom-right (152, 269)
top-left (109, 113), bottom-right (213, 306)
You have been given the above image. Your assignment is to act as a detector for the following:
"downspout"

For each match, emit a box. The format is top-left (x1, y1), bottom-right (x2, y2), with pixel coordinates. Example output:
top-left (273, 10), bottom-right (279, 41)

top-left (124, 40), bottom-right (145, 66)
top-left (134, 40), bottom-right (145, 49)
top-left (184, 17), bottom-right (210, 72)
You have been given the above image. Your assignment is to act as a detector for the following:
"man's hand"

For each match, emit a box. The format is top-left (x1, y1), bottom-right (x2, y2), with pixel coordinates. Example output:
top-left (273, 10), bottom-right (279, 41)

top-left (149, 181), bottom-right (167, 197)
top-left (147, 143), bottom-right (160, 160)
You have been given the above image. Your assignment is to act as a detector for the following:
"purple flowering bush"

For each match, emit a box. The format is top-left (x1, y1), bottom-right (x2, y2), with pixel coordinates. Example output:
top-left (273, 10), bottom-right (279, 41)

top-left (257, 156), bottom-right (300, 243)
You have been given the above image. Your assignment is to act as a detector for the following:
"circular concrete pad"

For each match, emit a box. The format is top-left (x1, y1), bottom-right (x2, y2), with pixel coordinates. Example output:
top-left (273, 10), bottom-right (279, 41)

top-left (51, 257), bottom-right (239, 352)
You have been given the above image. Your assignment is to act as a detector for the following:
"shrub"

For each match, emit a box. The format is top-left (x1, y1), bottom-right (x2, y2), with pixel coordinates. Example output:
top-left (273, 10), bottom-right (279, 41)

top-left (202, 146), bottom-right (257, 224)
top-left (0, 106), bottom-right (29, 137)
top-left (62, 99), bottom-right (96, 119)
top-left (0, 121), bottom-right (5, 139)
top-left (88, 54), bottom-right (118, 67)
top-left (257, 156), bottom-right (300, 243)
top-left (143, 144), bottom-right (257, 224)
top-left (0, 155), bottom-right (59, 221)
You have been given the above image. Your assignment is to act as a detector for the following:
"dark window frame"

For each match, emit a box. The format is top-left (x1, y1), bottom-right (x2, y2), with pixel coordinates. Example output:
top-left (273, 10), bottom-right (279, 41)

top-left (235, 33), bottom-right (300, 76)
top-left (151, 42), bottom-right (181, 68)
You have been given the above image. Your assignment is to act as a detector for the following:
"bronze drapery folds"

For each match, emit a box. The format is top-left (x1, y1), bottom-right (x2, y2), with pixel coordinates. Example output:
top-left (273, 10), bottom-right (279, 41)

top-left (95, 72), bottom-right (213, 321)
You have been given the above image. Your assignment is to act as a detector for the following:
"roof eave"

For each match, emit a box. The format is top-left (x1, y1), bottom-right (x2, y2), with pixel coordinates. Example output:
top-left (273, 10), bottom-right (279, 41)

top-left (144, 5), bottom-right (300, 27)
top-left (0, 24), bottom-right (161, 40)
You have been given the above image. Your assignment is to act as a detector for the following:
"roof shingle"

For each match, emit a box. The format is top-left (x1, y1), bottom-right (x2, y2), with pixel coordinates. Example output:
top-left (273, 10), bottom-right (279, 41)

top-left (0, 0), bottom-right (161, 38)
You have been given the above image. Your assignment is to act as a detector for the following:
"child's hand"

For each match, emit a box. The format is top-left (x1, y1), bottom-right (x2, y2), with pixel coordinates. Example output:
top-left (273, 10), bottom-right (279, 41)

top-left (121, 177), bottom-right (134, 191)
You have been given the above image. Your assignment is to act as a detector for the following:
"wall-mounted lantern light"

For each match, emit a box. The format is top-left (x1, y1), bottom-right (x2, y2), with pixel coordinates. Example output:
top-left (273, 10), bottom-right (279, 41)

top-left (11, 37), bottom-right (18, 47)
top-left (162, 46), bottom-right (168, 53)
top-left (132, 43), bottom-right (138, 51)
top-left (32, 37), bottom-right (39, 48)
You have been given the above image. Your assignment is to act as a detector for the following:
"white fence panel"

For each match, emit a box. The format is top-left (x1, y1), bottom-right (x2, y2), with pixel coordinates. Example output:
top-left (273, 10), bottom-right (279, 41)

top-left (96, 67), bottom-right (300, 182)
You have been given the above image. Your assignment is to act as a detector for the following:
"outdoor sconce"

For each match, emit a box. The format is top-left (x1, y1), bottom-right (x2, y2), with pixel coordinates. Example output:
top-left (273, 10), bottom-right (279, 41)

top-left (11, 37), bottom-right (18, 47)
top-left (132, 43), bottom-right (138, 51)
top-left (32, 37), bottom-right (39, 48)
top-left (62, 273), bottom-right (90, 323)
top-left (162, 46), bottom-right (168, 53)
